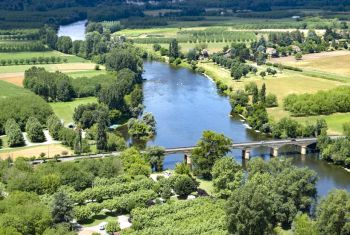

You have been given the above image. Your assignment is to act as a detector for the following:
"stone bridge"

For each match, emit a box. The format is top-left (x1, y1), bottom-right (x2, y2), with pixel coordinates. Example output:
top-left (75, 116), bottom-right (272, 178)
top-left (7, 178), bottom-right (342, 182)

top-left (165, 136), bottom-right (340, 164)
top-left (31, 136), bottom-right (339, 165)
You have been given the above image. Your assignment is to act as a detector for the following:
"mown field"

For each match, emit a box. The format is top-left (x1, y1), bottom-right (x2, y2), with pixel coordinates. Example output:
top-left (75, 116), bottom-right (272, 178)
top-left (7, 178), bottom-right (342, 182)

top-left (0, 79), bottom-right (32, 98)
top-left (50, 97), bottom-right (98, 125)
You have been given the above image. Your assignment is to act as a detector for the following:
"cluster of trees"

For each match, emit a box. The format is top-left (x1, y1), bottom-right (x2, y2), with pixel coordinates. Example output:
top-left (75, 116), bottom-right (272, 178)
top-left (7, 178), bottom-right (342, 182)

top-left (127, 113), bottom-right (156, 141)
top-left (0, 41), bottom-right (47, 52)
top-left (24, 67), bottom-right (75, 102)
top-left (0, 94), bottom-right (53, 135)
top-left (227, 158), bottom-right (316, 233)
top-left (230, 83), bottom-right (269, 131)
top-left (46, 114), bottom-right (90, 154)
top-left (0, 56), bottom-right (67, 66)
top-left (271, 118), bottom-right (327, 139)
top-left (317, 124), bottom-right (350, 167)
top-left (284, 86), bottom-right (350, 116)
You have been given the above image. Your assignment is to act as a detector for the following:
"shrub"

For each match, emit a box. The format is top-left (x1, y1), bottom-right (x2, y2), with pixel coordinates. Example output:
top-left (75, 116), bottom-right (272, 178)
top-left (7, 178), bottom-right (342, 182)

top-left (173, 175), bottom-right (198, 198)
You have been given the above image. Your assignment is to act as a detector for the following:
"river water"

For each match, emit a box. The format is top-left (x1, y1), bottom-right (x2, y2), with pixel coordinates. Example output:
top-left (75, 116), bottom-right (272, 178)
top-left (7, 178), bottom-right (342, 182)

top-left (58, 22), bottom-right (350, 197)
top-left (142, 61), bottom-right (350, 197)
top-left (58, 20), bottom-right (87, 41)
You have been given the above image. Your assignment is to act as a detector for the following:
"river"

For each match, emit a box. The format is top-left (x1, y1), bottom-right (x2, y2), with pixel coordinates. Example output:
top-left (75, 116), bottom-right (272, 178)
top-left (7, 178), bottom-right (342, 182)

top-left (142, 61), bottom-right (350, 197)
top-left (58, 20), bottom-right (87, 41)
top-left (58, 22), bottom-right (350, 197)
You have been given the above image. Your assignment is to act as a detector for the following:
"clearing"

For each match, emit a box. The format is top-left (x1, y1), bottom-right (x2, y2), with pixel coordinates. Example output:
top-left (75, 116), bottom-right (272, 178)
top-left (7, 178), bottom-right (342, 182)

top-left (50, 97), bottom-right (98, 125)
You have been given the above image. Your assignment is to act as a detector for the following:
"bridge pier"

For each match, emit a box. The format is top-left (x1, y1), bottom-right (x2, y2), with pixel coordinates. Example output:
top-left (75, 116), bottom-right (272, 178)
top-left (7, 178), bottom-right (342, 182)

top-left (270, 147), bottom-right (279, 157)
top-left (301, 145), bottom-right (307, 155)
top-left (242, 149), bottom-right (251, 160)
top-left (184, 154), bottom-right (192, 169)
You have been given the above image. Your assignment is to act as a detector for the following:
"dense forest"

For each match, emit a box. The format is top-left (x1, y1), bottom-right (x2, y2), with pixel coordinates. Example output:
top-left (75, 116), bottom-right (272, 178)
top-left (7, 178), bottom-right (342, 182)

top-left (1, 0), bottom-right (350, 29)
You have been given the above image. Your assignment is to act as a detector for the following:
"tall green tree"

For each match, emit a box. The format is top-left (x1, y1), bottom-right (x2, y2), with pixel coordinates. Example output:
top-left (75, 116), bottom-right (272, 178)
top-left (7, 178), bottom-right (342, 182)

top-left (96, 114), bottom-right (108, 152)
top-left (51, 190), bottom-right (73, 224)
top-left (260, 83), bottom-right (266, 103)
top-left (169, 39), bottom-right (180, 58)
top-left (292, 214), bottom-right (318, 235)
top-left (227, 173), bottom-right (275, 235)
top-left (191, 131), bottom-right (232, 179)
top-left (5, 119), bottom-right (24, 147)
top-left (145, 146), bottom-right (165, 172)
top-left (25, 117), bottom-right (45, 143)
top-left (316, 189), bottom-right (350, 235)
top-left (212, 157), bottom-right (243, 199)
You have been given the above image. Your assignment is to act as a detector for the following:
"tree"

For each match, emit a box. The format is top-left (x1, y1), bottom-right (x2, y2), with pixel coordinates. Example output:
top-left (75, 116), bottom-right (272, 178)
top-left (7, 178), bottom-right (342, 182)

top-left (212, 157), bottom-right (243, 198)
top-left (51, 190), bottom-right (73, 223)
top-left (174, 162), bottom-right (191, 175)
top-left (260, 71), bottom-right (266, 79)
top-left (227, 173), bottom-right (275, 235)
top-left (145, 146), bottom-right (165, 172)
top-left (105, 48), bottom-right (143, 75)
top-left (25, 117), bottom-right (45, 143)
top-left (173, 175), bottom-right (198, 198)
top-left (96, 114), bottom-right (108, 152)
top-left (5, 119), bottom-right (24, 147)
top-left (191, 131), bottom-right (232, 179)
top-left (107, 133), bottom-right (126, 151)
top-left (260, 83), bottom-right (266, 104)
top-left (106, 221), bottom-right (120, 234)
top-left (153, 43), bottom-right (161, 51)
top-left (252, 85), bottom-right (259, 104)
top-left (56, 36), bottom-right (72, 53)
top-left (292, 214), bottom-right (318, 235)
top-left (169, 39), bottom-right (180, 58)
top-left (316, 189), bottom-right (350, 235)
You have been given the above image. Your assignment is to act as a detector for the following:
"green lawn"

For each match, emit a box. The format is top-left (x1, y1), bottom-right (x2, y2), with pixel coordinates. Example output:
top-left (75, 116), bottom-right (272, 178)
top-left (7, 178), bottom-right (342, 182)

top-left (79, 211), bottom-right (118, 227)
top-left (0, 80), bottom-right (31, 98)
top-left (50, 97), bottom-right (98, 125)
top-left (196, 178), bottom-right (214, 195)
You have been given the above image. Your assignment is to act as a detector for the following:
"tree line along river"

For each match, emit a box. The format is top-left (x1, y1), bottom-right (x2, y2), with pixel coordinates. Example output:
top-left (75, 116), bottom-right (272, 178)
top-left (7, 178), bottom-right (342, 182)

top-left (59, 21), bottom-right (350, 198)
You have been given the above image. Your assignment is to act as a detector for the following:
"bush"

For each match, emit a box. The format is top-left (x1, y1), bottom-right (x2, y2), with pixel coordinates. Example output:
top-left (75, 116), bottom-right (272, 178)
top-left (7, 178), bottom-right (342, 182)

top-left (265, 93), bottom-right (278, 107)
top-left (173, 175), bottom-right (198, 198)
top-left (106, 221), bottom-right (120, 234)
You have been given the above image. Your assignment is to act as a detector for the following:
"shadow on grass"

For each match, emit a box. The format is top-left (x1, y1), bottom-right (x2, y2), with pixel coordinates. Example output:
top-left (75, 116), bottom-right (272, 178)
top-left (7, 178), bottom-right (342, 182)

top-left (79, 211), bottom-right (118, 226)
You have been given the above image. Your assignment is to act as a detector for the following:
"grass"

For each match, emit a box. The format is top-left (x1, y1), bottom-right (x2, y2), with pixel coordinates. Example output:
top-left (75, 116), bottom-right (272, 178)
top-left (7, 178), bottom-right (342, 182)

top-left (50, 97), bottom-right (98, 125)
top-left (67, 69), bottom-right (108, 78)
top-left (80, 211), bottom-right (118, 227)
top-left (196, 178), bottom-right (214, 195)
top-left (0, 80), bottom-right (31, 98)
top-left (0, 51), bottom-right (87, 63)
